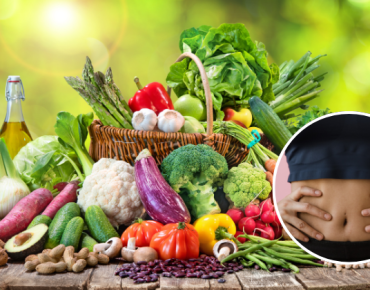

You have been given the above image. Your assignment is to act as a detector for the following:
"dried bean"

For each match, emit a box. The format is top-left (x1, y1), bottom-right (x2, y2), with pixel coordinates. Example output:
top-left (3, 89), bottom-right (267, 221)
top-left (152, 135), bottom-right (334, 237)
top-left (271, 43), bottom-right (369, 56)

top-left (162, 272), bottom-right (171, 277)
top-left (174, 272), bottom-right (185, 278)
top-left (215, 271), bottom-right (224, 276)
top-left (254, 265), bottom-right (261, 270)
top-left (218, 279), bottom-right (226, 283)
top-left (282, 268), bottom-right (292, 272)
top-left (134, 278), bottom-right (144, 284)
top-left (201, 274), bottom-right (212, 279)
top-left (119, 272), bottom-right (129, 278)
top-left (227, 270), bottom-right (234, 274)
top-left (137, 261), bottom-right (147, 265)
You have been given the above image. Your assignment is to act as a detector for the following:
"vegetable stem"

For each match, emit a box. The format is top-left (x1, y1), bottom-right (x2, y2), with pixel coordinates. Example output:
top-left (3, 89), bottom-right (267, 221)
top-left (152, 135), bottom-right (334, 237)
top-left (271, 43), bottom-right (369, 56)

top-left (134, 77), bottom-right (144, 90)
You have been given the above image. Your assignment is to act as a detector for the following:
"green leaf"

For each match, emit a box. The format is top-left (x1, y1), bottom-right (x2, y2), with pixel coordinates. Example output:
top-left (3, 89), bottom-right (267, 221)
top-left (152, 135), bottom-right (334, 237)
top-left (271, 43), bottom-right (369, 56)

top-left (30, 151), bottom-right (56, 179)
top-left (0, 138), bottom-right (19, 179)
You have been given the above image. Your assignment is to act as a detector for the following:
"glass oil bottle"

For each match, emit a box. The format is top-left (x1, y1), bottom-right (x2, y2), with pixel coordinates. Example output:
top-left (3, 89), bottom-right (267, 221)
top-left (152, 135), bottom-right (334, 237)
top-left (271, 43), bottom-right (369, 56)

top-left (0, 76), bottom-right (32, 158)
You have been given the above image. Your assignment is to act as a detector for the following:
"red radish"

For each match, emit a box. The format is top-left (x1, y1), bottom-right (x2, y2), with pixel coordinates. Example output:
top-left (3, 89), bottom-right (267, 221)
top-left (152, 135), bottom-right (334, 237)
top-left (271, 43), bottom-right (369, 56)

top-left (226, 208), bottom-right (245, 224)
top-left (234, 231), bottom-right (247, 243)
top-left (0, 188), bottom-right (53, 242)
top-left (258, 226), bottom-right (275, 240)
top-left (261, 207), bottom-right (275, 224)
top-left (271, 211), bottom-right (282, 227)
top-left (255, 219), bottom-right (267, 231)
top-left (53, 182), bottom-right (69, 192)
top-left (273, 225), bottom-right (283, 238)
top-left (238, 217), bottom-right (256, 234)
top-left (245, 204), bottom-right (260, 220)
top-left (260, 198), bottom-right (273, 213)
top-left (42, 181), bottom-right (80, 219)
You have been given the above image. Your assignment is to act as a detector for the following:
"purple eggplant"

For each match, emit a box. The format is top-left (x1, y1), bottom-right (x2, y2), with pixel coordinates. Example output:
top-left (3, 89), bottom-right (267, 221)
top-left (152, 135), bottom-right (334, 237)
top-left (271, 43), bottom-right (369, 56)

top-left (135, 149), bottom-right (191, 224)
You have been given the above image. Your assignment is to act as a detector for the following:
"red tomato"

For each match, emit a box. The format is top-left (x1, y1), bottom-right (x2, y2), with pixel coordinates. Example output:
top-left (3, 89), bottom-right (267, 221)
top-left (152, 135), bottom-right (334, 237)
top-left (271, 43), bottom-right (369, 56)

top-left (150, 222), bottom-right (199, 260)
top-left (121, 219), bottom-right (163, 247)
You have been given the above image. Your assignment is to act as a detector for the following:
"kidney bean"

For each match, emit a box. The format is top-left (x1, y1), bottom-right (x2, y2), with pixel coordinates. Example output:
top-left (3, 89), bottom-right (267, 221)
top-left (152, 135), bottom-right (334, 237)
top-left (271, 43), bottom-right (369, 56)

top-left (119, 272), bottom-right (129, 278)
top-left (153, 268), bottom-right (163, 274)
top-left (254, 265), bottom-right (261, 270)
top-left (227, 270), bottom-right (234, 274)
top-left (134, 278), bottom-right (144, 284)
top-left (186, 273), bottom-right (197, 278)
top-left (177, 264), bottom-right (184, 268)
top-left (282, 268), bottom-right (291, 272)
top-left (218, 268), bottom-right (227, 272)
top-left (201, 274), bottom-right (212, 279)
top-left (137, 261), bottom-right (147, 265)
top-left (233, 267), bottom-right (240, 272)
top-left (215, 271), bottom-right (224, 276)
top-left (196, 272), bottom-right (202, 278)
top-left (218, 278), bottom-right (226, 283)
top-left (162, 272), bottom-right (172, 277)
top-left (147, 261), bottom-right (155, 267)
top-left (144, 276), bottom-right (152, 282)
top-left (149, 274), bottom-right (158, 279)
top-left (129, 273), bottom-right (136, 278)
top-left (174, 272), bottom-right (186, 278)
top-left (141, 271), bottom-right (150, 275)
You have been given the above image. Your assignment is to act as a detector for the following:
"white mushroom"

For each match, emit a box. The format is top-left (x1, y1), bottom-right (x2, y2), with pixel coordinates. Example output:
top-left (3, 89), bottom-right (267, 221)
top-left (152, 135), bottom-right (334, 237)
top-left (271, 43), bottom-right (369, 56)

top-left (213, 239), bottom-right (238, 262)
top-left (93, 237), bottom-right (123, 259)
top-left (121, 237), bottom-right (137, 262)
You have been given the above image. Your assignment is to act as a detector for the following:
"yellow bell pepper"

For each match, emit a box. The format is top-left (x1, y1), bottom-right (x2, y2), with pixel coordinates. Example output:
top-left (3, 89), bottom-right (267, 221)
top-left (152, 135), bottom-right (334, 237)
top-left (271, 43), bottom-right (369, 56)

top-left (193, 214), bottom-right (236, 255)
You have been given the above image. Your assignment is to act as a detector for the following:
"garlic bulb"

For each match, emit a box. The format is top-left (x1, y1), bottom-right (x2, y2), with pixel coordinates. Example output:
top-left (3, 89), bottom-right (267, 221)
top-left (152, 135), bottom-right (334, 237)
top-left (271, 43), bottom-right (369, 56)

top-left (157, 110), bottom-right (185, 133)
top-left (132, 109), bottom-right (157, 131)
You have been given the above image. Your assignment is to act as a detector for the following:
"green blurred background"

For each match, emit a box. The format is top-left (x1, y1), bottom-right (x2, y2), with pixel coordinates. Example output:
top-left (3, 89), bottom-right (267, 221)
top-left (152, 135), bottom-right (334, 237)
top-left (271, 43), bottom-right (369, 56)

top-left (0, 0), bottom-right (369, 139)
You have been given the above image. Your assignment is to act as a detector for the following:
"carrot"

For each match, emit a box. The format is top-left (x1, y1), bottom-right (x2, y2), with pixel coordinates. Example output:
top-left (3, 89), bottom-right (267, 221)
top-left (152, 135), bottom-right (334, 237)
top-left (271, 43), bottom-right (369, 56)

top-left (265, 171), bottom-right (273, 187)
top-left (265, 159), bottom-right (276, 174)
top-left (0, 188), bottom-right (53, 242)
top-left (42, 181), bottom-right (80, 219)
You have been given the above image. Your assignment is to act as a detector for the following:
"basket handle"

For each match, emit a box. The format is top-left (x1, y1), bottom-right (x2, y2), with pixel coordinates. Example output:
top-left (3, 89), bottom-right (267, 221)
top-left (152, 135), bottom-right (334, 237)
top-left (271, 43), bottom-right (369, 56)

top-left (167, 52), bottom-right (213, 136)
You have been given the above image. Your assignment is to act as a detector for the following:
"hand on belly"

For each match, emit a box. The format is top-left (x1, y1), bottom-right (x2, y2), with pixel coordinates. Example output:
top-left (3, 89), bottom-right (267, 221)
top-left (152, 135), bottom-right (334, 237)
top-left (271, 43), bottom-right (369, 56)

top-left (292, 179), bottom-right (370, 242)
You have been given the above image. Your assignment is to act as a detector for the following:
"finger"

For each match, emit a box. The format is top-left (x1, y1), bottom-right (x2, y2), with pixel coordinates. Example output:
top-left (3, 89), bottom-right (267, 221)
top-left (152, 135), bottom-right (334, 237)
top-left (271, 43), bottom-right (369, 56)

top-left (290, 186), bottom-right (322, 201)
top-left (284, 215), bottom-right (324, 241)
top-left (365, 225), bottom-right (370, 233)
top-left (285, 224), bottom-right (309, 242)
top-left (293, 202), bottom-right (332, 221)
top-left (362, 209), bottom-right (370, 217)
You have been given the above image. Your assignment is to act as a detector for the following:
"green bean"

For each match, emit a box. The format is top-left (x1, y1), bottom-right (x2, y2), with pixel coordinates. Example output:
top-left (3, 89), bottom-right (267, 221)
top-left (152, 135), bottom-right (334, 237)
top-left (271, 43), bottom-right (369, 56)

top-left (252, 253), bottom-right (289, 268)
top-left (284, 253), bottom-right (317, 260)
top-left (221, 240), bottom-right (278, 264)
top-left (263, 247), bottom-right (324, 267)
top-left (245, 254), bottom-right (269, 271)
top-left (239, 258), bottom-right (254, 268)
top-left (270, 245), bottom-right (306, 254)
top-left (244, 235), bottom-right (300, 248)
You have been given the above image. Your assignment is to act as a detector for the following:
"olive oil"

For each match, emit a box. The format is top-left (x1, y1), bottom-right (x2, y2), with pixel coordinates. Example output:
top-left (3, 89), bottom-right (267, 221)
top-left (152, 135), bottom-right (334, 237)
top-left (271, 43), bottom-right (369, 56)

top-left (0, 76), bottom-right (32, 158)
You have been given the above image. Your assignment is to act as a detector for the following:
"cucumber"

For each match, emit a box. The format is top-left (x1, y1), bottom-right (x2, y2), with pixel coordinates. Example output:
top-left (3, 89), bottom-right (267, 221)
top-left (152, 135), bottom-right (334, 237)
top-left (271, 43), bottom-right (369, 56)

top-left (249, 96), bottom-right (293, 152)
top-left (44, 202), bottom-right (80, 249)
top-left (79, 232), bottom-right (98, 252)
top-left (60, 217), bottom-right (84, 249)
top-left (85, 205), bottom-right (119, 243)
top-left (27, 215), bottom-right (52, 229)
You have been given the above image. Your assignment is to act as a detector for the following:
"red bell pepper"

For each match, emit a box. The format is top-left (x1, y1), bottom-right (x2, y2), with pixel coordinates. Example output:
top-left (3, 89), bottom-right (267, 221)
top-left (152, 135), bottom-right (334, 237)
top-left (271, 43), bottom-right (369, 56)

top-left (128, 77), bottom-right (174, 115)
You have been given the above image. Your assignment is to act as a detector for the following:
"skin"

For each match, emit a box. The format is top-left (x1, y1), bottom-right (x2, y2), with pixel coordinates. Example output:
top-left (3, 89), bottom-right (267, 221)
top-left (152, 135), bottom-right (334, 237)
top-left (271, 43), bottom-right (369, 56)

top-left (277, 179), bottom-right (370, 242)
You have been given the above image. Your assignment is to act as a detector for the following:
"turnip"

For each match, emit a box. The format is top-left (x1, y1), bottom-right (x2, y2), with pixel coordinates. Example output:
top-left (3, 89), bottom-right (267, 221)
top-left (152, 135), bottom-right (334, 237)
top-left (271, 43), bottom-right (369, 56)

top-left (245, 204), bottom-right (260, 220)
top-left (260, 198), bottom-right (273, 213)
top-left (234, 231), bottom-right (247, 243)
top-left (226, 208), bottom-right (245, 225)
top-left (261, 207), bottom-right (275, 224)
top-left (42, 180), bottom-right (80, 219)
top-left (238, 217), bottom-right (256, 234)
top-left (0, 188), bottom-right (53, 242)
top-left (257, 226), bottom-right (275, 240)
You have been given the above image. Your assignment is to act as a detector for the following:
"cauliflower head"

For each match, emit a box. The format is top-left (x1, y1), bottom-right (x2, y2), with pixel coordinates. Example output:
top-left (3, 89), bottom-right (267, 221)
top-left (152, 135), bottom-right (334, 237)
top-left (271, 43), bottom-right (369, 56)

top-left (223, 162), bottom-right (271, 208)
top-left (77, 158), bottom-right (144, 227)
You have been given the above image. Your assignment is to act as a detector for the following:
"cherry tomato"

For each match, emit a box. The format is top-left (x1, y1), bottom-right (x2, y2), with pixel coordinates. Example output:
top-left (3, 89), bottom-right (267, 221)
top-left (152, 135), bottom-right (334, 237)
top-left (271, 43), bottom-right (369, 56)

top-left (150, 222), bottom-right (199, 260)
top-left (121, 219), bottom-right (163, 247)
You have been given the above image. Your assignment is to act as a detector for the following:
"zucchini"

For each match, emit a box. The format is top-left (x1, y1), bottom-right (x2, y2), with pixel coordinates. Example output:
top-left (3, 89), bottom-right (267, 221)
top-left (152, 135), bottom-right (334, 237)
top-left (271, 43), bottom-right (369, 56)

top-left (60, 217), bottom-right (84, 249)
top-left (249, 96), bottom-right (292, 152)
top-left (79, 232), bottom-right (98, 252)
top-left (85, 205), bottom-right (119, 243)
top-left (44, 202), bottom-right (80, 249)
top-left (27, 215), bottom-right (52, 229)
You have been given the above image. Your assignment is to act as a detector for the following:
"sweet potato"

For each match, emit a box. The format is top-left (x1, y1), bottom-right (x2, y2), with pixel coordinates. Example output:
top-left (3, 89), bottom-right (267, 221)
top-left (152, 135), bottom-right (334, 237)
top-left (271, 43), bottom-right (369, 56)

top-left (41, 181), bottom-right (79, 219)
top-left (0, 188), bottom-right (53, 242)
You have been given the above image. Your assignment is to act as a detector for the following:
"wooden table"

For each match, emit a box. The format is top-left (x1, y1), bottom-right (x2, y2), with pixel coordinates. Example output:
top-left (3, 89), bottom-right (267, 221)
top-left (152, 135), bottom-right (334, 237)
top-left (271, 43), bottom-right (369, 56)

top-left (2, 261), bottom-right (370, 290)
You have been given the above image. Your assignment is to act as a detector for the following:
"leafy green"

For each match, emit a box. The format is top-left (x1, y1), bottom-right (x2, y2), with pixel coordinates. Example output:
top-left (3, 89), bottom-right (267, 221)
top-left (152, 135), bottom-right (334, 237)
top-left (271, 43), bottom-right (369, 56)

top-left (167, 23), bottom-right (279, 120)
top-left (13, 136), bottom-right (80, 191)
top-left (286, 106), bottom-right (331, 134)
top-left (54, 111), bottom-right (95, 178)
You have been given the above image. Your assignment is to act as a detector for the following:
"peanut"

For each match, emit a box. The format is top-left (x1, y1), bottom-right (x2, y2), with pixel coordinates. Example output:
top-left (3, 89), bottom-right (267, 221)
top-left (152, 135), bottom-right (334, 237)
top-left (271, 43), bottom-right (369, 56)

top-left (75, 248), bottom-right (89, 260)
top-left (49, 244), bottom-right (65, 260)
top-left (0, 249), bottom-right (8, 267)
top-left (36, 262), bottom-right (56, 274)
top-left (0, 239), bottom-right (5, 248)
top-left (24, 259), bottom-right (40, 271)
top-left (67, 257), bottom-right (77, 272)
top-left (37, 253), bottom-right (58, 264)
top-left (89, 252), bottom-right (98, 258)
top-left (63, 246), bottom-right (75, 271)
top-left (72, 259), bottom-right (87, 273)
top-left (59, 257), bottom-right (65, 263)
top-left (97, 254), bottom-right (109, 265)
top-left (86, 255), bottom-right (98, 267)
top-left (42, 249), bottom-right (51, 255)
top-left (54, 262), bottom-right (68, 273)
top-left (25, 254), bottom-right (38, 262)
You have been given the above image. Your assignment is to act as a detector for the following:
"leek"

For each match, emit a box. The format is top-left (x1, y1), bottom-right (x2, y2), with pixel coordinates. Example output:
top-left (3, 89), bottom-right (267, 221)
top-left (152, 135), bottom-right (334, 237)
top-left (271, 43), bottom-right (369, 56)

top-left (0, 138), bottom-right (30, 218)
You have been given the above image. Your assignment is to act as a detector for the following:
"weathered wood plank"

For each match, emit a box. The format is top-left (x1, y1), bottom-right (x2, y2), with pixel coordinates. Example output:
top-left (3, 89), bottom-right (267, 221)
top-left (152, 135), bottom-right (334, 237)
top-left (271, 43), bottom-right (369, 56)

top-left (236, 269), bottom-right (303, 290)
top-left (1, 262), bottom-right (93, 290)
top-left (88, 261), bottom-right (122, 290)
top-left (160, 277), bottom-right (209, 290)
top-left (209, 273), bottom-right (241, 290)
top-left (295, 268), bottom-right (369, 290)
top-left (0, 263), bottom-right (10, 290)
top-left (120, 277), bottom-right (159, 290)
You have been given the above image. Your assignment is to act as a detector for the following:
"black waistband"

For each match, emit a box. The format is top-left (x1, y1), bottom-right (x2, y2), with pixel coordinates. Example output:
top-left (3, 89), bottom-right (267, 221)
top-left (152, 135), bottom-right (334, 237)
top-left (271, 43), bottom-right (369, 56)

top-left (297, 238), bottom-right (370, 262)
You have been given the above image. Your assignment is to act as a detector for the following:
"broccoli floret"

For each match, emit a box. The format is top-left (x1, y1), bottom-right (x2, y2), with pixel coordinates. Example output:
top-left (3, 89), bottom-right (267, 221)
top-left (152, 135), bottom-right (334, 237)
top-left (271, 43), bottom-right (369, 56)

top-left (161, 144), bottom-right (229, 220)
top-left (223, 162), bottom-right (271, 208)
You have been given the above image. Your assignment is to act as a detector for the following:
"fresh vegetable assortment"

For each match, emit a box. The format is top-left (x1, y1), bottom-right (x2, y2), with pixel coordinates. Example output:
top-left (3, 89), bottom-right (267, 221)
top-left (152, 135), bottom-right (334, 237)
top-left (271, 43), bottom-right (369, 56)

top-left (0, 22), bottom-right (333, 282)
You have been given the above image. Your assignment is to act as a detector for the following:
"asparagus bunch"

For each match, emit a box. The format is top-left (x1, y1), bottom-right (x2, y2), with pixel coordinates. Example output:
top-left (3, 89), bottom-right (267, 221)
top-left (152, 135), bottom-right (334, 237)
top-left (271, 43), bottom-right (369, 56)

top-left (64, 57), bottom-right (133, 129)
top-left (269, 51), bottom-right (327, 119)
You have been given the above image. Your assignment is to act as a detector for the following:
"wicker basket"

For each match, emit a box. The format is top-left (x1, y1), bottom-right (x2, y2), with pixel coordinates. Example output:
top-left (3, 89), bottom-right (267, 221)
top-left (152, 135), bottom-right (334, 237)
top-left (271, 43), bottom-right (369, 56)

top-left (88, 52), bottom-right (272, 167)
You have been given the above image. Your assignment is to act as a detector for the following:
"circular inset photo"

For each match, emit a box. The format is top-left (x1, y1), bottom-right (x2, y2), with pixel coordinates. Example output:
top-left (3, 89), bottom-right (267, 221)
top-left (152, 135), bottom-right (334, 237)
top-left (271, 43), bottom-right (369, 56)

top-left (274, 111), bottom-right (370, 264)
